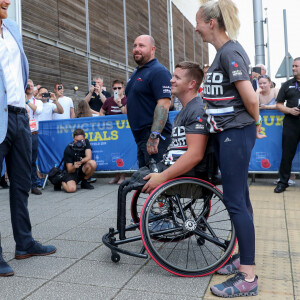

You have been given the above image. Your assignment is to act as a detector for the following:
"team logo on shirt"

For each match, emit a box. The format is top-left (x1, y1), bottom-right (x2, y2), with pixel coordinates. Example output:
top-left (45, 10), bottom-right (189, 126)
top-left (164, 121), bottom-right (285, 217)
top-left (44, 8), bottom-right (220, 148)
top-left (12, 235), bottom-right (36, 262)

top-left (137, 78), bottom-right (143, 81)
top-left (162, 85), bottom-right (171, 94)
top-left (197, 116), bottom-right (203, 122)
top-left (231, 61), bottom-right (239, 67)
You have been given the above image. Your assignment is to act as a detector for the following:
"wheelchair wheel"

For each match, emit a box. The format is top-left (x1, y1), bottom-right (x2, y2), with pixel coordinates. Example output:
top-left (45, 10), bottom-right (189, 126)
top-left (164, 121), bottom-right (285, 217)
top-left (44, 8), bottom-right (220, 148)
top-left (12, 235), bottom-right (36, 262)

top-left (130, 190), bottom-right (147, 224)
top-left (140, 178), bottom-right (236, 277)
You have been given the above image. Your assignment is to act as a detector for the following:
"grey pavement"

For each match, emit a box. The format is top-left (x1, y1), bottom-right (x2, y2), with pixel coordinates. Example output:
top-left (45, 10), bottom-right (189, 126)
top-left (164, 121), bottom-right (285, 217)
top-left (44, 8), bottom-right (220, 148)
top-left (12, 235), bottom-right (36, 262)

top-left (0, 177), bottom-right (211, 300)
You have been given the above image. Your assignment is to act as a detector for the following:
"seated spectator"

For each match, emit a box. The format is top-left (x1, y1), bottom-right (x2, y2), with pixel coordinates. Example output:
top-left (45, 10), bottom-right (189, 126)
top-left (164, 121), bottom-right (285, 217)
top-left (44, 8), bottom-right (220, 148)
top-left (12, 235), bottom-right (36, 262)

top-left (129, 61), bottom-right (209, 194)
top-left (53, 83), bottom-right (75, 119)
top-left (99, 80), bottom-right (127, 184)
top-left (257, 75), bottom-right (279, 110)
top-left (60, 128), bottom-right (97, 193)
top-left (85, 75), bottom-right (111, 114)
top-left (76, 100), bottom-right (98, 118)
top-left (36, 87), bottom-right (64, 121)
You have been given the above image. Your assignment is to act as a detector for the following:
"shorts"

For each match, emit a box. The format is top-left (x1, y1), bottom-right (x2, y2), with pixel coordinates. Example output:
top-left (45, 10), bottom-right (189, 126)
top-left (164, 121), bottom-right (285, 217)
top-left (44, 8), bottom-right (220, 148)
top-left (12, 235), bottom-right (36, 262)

top-left (62, 167), bottom-right (85, 183)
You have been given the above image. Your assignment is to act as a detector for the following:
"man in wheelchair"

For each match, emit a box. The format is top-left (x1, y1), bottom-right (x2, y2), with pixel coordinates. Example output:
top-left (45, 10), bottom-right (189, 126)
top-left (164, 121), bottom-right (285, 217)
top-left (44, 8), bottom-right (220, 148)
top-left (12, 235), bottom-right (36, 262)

top-left (126, 61), bottom-right (211, 193)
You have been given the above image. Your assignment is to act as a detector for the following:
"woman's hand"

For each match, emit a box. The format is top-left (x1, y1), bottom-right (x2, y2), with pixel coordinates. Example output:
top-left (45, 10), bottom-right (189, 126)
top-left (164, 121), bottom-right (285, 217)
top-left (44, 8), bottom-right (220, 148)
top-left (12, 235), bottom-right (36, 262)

top-left (256, 123), bottom-right (266, 139)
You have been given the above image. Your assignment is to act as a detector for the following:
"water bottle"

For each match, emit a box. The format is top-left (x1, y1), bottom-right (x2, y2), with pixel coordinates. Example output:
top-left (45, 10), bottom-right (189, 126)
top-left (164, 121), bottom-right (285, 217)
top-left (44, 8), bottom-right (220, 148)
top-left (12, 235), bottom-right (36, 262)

top-left (149, 158), bottom-right (159, 173)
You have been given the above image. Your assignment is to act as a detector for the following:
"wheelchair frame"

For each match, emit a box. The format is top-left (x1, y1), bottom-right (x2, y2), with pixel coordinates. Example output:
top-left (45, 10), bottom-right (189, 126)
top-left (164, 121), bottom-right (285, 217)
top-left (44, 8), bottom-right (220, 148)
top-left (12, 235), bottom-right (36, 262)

top-left (102, 176), bottom-right (237, 277)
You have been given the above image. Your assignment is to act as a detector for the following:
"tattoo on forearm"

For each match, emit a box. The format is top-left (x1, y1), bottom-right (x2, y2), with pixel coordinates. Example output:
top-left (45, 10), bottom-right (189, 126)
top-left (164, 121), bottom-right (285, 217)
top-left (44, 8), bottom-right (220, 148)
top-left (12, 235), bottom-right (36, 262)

top-left (151, 105), bottom-right (168, 132)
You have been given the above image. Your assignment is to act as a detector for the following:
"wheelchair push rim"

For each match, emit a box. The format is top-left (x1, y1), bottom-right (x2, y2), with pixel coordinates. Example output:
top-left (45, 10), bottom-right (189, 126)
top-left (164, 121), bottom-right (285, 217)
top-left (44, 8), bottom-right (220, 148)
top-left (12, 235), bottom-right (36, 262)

top-left (140, 177), bottom-right (237, 277)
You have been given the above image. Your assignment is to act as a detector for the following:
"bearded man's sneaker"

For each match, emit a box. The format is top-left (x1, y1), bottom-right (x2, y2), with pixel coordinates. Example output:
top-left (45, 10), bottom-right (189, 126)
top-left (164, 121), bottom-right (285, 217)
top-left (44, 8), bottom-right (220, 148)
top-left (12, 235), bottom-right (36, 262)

top-left (217, 253), bottom-right (240, 275)
top-left (210, 272), bottom-right (258, 298)
top-left (15, 241), bottom-right (56, 259)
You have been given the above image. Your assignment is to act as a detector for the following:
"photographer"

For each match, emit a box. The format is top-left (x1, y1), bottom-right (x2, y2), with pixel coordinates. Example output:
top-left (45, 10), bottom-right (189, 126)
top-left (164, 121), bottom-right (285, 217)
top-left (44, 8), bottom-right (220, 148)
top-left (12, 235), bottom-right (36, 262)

top-left (36, 87), bottom-right (64, 121)
top-left (61, 129), bottom-right (97, 192)
top-left (84, 75), bottom-right (111, 114)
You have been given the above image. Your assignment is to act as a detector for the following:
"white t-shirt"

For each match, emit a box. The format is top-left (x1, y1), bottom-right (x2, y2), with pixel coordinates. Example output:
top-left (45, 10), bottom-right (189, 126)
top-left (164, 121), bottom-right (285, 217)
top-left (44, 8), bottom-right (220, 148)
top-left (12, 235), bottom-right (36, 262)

top-left (53, 96), bottom-right (74, 120)
top-left (39, 102), bottom-right (57, 122)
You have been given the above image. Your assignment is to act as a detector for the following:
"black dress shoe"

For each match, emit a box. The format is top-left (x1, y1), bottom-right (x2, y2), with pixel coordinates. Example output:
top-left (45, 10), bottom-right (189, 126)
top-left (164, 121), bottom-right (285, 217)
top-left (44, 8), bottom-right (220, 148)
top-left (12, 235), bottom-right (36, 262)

top-left (81, 180), bottom-right (94, 190)
top-left (274, 184), bottom-right (286, 193)
top-left (54, 184), bottom-right (61, 191)
top-left (0, 175), bottom-right (9, 189)
top-left (31, 187), bottom-right (42, 195)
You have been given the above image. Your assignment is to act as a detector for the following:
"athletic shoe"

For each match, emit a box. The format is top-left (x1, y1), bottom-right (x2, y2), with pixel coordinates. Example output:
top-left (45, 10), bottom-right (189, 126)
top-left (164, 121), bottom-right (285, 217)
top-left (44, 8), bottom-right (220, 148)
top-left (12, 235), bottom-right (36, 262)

top-left (210, 272), bottom-right (258, 298)
top-left (217, 253), bottom-right (240, 275)
top-left (81, 180), bottom-right (94, 190)
top-left (273, 178), bottom-right (296, 186)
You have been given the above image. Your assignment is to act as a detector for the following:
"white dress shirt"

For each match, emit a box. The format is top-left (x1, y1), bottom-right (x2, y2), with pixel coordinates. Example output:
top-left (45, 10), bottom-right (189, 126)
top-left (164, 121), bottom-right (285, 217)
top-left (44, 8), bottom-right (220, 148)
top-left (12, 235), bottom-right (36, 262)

top-left (0, 23), bottom-right (25, 107)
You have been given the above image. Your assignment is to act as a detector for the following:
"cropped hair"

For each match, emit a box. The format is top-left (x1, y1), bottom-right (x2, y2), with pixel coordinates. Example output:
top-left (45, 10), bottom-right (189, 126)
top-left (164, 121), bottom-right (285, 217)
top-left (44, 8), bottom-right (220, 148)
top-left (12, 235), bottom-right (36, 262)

top-left (294, 57), bottom-right (300, 62)
top-left (73, 128), bottom-right (85, 138)
top-left (199, 0), bottom-right (240, 40)
top-left (93, 75), bottom-right (103, 81)
top-left (112, 80), bottom-right (124, 86)
top-left (175, 61), bottom-right (204, 91)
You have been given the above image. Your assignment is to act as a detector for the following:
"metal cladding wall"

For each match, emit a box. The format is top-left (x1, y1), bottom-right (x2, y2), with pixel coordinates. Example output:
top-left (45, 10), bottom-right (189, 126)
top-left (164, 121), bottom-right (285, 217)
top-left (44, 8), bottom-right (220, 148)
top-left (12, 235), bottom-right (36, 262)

top-left (21, 0), bottom-right (209, 103)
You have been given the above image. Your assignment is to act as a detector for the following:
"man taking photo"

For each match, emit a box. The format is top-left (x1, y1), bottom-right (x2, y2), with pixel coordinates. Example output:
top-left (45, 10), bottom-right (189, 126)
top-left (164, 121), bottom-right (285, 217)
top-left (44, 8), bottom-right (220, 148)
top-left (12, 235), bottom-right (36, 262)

top-left (60, 129), bottom-right (97, 192)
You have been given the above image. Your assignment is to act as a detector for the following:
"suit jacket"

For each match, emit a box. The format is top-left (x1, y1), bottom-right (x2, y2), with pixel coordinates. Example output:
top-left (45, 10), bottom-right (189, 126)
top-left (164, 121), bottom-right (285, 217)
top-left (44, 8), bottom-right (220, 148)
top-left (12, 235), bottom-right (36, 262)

top-left (0, 19), bottom-right (29, 143)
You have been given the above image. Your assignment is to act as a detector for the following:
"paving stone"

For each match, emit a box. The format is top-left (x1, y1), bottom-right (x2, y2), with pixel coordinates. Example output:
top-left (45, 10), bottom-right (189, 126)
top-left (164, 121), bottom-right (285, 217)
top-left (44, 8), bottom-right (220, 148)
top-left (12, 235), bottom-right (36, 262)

top-left (0, 277), bottom-right (46, 300)
top-left (54, 260), bottom-right (141, 288)
top-left (26, 282), bottom-right (118, 300)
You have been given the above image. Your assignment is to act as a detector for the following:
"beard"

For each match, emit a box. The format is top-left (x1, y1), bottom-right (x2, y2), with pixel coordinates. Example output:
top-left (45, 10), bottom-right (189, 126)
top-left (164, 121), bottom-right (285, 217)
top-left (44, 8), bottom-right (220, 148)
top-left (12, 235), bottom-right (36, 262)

top-left (133, 53), bottom-right (149, 66)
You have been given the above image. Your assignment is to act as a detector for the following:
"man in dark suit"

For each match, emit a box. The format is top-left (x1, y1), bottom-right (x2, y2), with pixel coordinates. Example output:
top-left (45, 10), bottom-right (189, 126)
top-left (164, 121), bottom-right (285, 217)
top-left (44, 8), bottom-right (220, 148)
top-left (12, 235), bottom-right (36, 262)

top-left (0, 1), bottom-right (56, 277)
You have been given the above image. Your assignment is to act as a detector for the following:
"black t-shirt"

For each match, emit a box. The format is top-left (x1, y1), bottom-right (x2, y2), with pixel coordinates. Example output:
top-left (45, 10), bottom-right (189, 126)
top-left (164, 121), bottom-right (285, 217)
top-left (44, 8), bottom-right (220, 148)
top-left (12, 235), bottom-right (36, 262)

top-left (88, 90), bottom-right (111, 112)
top-left (63, 139), bottom-right (92, 171)
top-left (277, 77), bottom-right (300, 110)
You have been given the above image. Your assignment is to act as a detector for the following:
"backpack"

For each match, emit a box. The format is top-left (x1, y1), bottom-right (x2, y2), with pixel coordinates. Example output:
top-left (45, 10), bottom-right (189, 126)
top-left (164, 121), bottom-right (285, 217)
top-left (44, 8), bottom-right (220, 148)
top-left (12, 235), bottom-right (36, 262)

top-left (48, 159), bottom-right (64, 185)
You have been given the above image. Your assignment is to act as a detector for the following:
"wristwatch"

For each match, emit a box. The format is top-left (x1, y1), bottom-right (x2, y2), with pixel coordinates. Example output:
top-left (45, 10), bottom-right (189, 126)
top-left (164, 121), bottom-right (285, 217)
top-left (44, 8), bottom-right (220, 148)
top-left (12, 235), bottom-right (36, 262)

top-left (149, 132), bottom-right (160, 139)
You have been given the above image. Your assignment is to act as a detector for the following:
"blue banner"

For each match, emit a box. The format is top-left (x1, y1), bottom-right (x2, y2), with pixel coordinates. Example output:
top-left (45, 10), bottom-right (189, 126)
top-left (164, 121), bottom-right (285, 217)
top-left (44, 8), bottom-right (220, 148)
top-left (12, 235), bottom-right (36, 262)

top-left (38, 111), bottom-right (179, 174)
top-left (38, 110), bottom-right (299, 174)
top-left (249, 110), bottom-right (300, 172)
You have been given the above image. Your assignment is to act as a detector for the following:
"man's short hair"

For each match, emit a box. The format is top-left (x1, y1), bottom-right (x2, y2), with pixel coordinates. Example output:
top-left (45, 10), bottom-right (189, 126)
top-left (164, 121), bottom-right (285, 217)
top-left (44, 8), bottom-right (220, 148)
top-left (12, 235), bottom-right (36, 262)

top-left (73, 128), bottom-right (85, 138)
top-left (93, 75), bottom-right (103, 81)
top-left (294, 57), bottom-right (300, 62)
top-left (175, 61), bottom-right (204, 90)
top-left (38, 86), bottom-right (48, 92)
top-left (54, 83), bottom-right (63, 89)
top-left (28, 79), bottom-right (33, 85)
top-left (112, 80), bottom-right (124, 86)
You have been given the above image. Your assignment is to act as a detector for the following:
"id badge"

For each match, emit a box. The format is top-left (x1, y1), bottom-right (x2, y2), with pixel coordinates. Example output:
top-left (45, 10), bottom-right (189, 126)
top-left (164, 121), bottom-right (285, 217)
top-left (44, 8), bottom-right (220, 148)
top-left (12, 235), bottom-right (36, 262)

top-left (29, 119), bottom-right (37, 131)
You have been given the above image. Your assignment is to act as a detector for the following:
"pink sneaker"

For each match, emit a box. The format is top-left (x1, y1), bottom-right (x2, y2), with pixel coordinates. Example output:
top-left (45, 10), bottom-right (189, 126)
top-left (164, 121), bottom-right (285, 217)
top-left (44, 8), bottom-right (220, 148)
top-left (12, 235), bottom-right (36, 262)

top-left (217, 253), bottom-right (240, 275)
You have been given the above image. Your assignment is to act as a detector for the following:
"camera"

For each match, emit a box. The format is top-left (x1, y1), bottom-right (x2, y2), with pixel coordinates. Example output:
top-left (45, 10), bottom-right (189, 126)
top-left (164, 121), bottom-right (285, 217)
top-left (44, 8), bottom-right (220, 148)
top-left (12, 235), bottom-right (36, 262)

top-left (114, 89), bottom-right (118, 100)
top-left (42, 92), bottom-right (51, 98)
top-left (57, 85), bottom-right (63, 91)
top-left (92, 81), bottom-right (96, 87)
top-left (252, 67), bottom-right (261, 75)
top-left (71, 140), bottom-right (86, 162)
top-left (26, 84), bottom-right (31, 90)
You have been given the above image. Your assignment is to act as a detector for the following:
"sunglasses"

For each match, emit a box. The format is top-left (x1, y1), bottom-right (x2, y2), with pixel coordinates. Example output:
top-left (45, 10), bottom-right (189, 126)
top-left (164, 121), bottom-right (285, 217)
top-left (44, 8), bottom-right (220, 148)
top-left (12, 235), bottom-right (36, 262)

top-left (112, 87), bottom-right (122, 90)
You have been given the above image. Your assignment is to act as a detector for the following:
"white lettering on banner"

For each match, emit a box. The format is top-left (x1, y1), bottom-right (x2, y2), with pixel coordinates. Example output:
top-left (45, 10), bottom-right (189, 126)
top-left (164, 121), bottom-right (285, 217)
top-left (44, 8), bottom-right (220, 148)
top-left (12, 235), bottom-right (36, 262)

top-left (57, 121), bottom-right (114, 134)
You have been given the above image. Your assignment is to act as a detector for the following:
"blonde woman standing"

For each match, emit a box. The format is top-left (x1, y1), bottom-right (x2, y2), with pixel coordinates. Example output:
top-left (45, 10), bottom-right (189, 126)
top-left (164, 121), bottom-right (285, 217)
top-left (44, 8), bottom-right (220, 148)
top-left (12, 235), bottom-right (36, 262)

top-left (196, 0), bottom-right (265, 297)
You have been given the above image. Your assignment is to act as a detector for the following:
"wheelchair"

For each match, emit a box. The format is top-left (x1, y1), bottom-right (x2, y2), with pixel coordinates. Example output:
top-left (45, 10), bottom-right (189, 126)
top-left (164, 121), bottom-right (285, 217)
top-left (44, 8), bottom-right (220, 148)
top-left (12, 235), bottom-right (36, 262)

top-left (102, 158), bottom-right (237, 277)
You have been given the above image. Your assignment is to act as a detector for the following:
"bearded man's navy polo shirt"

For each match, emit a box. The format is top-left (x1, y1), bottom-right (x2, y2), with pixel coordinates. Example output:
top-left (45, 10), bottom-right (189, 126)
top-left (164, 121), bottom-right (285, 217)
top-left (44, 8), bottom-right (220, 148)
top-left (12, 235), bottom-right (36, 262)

top-left (125, 58), bottom-right (172, 140)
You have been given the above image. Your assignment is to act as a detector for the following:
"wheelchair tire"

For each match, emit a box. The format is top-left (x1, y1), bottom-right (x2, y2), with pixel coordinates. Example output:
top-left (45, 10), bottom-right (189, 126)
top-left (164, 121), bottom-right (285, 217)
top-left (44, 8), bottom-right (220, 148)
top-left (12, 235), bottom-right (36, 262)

top-left (140, 177), bottom-right (236, 277)
top-left (130, 190), bottom-right (148, 224)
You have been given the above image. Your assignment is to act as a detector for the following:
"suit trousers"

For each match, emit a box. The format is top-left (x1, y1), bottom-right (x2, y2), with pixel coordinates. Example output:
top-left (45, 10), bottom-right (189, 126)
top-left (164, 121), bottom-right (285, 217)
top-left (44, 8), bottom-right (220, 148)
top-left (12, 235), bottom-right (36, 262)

top-left (0, 110), bottom-right (34, 254)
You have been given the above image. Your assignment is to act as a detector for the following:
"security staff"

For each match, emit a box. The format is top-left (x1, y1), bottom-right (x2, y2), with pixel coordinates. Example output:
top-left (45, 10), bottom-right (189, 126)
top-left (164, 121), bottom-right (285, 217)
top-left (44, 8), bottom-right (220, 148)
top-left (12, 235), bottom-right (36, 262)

top-left (274, 57), bottom-right (300, 193)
